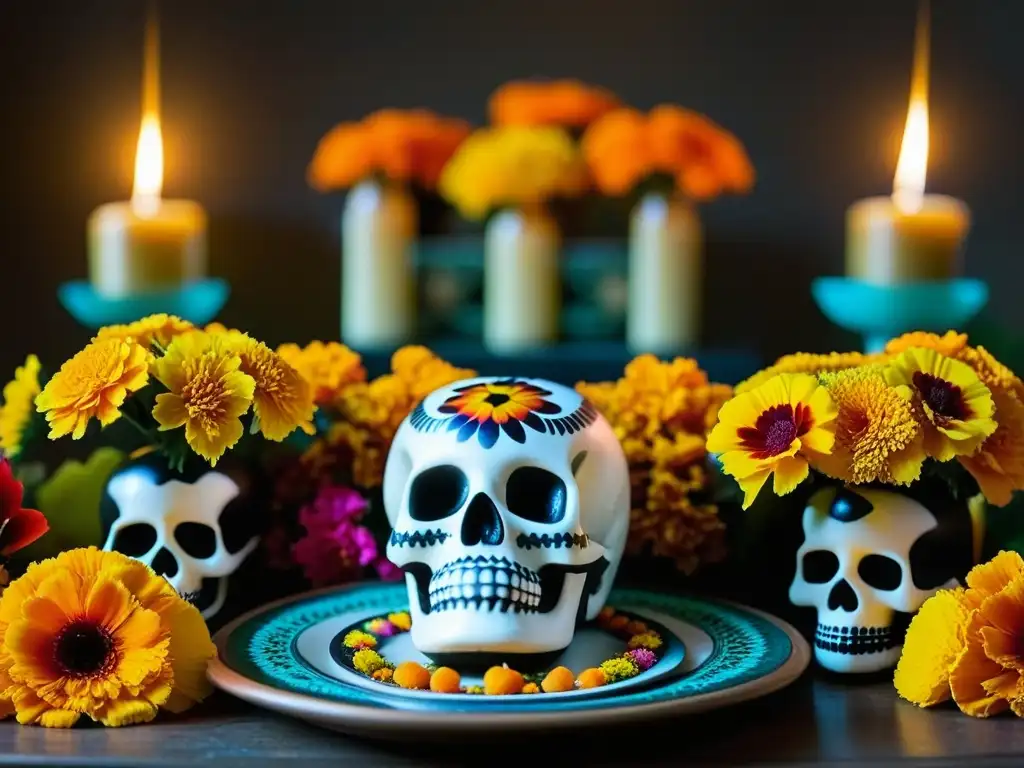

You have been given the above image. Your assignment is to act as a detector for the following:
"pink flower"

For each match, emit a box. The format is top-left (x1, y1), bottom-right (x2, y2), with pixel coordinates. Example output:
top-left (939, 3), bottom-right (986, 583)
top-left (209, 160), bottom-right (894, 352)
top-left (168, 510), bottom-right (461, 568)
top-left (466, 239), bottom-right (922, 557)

top-left (292, 486), bottom-right (377, 586)
top-left (374, 557), bottom-right (404, 582)
top-left (627, 648), bottom-right (658, 671)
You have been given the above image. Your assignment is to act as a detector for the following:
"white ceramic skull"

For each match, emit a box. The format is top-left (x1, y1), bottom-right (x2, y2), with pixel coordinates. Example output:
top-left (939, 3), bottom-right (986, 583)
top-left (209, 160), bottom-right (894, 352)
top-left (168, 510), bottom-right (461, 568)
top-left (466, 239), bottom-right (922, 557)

top-left (383, 376), bottom-right (630, 657)
top-left (790, 485), bottom-right (960, 673)
top-left (102, 460), bottom-right (258, 620)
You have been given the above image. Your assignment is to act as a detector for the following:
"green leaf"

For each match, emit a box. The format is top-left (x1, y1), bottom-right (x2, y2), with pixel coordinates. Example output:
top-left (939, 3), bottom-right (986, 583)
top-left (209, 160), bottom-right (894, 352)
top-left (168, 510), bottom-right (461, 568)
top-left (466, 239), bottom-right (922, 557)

top-left (17, 448), bottom-right (127, 564)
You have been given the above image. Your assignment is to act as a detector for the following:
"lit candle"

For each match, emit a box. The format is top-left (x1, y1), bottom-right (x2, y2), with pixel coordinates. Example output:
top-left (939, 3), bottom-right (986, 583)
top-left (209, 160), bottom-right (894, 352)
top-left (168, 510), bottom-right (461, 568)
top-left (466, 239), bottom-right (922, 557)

top-left (88, 8), bottom-right (207, 298)
top-left (845, 0), bottom-right (970, 284)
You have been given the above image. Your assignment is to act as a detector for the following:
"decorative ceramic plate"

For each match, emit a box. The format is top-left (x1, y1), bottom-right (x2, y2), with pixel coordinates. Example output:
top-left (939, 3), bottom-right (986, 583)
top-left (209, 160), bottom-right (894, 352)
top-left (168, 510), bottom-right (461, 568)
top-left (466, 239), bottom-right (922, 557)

top-left (208, 583), bottom-right (810, 737)
top-left (310, 607), bottom-right (685, 705)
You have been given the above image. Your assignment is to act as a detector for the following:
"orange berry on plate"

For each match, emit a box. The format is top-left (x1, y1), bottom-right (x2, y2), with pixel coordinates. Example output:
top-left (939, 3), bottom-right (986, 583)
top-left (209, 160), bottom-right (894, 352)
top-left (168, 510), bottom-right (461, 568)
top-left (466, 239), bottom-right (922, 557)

top-left (577, 668), bottom-right (607, 689)
top-left (608, 615), bottom-right (629, 632)
top-left (429, 666), bottom-right (461, 693)
top-left (521, 682), bottom-right (540, 694)
top-left (483, 665), bottom-right (525, 695)
top-left (541, 666), bottom-right (576, 693)
top-left (625, 620), bottom-right (649, 635)
top-left (393, 661), bottom-right (431, 690)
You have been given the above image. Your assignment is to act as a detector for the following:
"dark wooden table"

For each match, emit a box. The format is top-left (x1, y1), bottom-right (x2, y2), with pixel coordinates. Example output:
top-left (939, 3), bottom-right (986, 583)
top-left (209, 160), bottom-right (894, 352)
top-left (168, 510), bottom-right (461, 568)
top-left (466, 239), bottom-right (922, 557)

top-left (1, 673), bottom-right (1022, 767)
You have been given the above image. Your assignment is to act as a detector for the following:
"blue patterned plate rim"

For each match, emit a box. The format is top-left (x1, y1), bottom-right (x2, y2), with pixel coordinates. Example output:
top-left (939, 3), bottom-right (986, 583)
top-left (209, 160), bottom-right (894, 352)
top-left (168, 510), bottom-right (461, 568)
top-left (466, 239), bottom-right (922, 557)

top-left (209, 583), bottom-right (810, 733)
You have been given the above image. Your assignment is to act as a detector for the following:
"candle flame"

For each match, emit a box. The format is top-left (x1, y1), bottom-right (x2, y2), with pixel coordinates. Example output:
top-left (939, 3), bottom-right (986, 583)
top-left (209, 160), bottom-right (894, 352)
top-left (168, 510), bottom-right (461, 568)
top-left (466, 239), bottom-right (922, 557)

top-left (131, 3), bottom-right (162, 218)
top-left (892, 0), bottom-right (930, 214)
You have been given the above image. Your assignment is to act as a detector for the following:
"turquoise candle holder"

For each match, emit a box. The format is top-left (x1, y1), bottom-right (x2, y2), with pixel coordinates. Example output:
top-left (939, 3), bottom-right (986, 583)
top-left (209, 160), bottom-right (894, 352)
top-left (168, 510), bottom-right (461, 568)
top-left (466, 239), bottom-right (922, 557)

top-left (811, 277), bottom-right (989, 354)
top-left (58, 278), bottom-right (230, 330)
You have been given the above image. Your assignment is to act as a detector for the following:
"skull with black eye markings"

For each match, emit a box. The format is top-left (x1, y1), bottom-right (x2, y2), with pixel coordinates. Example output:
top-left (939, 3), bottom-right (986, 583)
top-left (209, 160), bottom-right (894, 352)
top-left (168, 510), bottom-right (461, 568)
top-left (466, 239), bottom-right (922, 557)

top-left (383, 377), bottom-right (630, 658)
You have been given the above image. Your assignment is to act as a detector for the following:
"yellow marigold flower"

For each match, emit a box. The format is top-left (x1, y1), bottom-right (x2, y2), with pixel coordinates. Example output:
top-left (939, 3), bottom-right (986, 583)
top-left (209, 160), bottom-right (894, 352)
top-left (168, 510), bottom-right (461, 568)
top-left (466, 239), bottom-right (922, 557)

top-left (94, 314), bottom-right (194, 352)
top-left (886, 330), bottom-right (968, 358)
top-left (707, 373), bottom-right (837, 509)
top-left (885, 347), bottom-right (997, 462)
top-left (352, 649), bottom-right (385, 675)
top-left (342, 630), bottom-right (377, 649)
top-left (0, 548), bottom-right (214, 727)
top-left (895, 587), bottom-right (972, 708)
top-left (387, 612), bottom-right (412, 631)
top-left (958, 344), bottom-right (1024, 401)
top-left (222, 333), bottom-right (315, 441)
top-left (627, 632), bottom-right (663, 651)
top-left (489, 79), bottom-right (620, 128)
top-left (812, 367), bottom-right (925, 486)
top-left (36, 339), bottom-right (150, 440)
top-left (277, 341), bottom-right (366, 406)
top-left (599, 656), bottom-right (639, 683)
top-left (151, 331), bottom-right (256, 466)
top-left (0, 355), bottom-right (41, 459)
top-left (736, 352), bottom-right (878, 394)
top-left (439, 126), bottom-right (588, 220)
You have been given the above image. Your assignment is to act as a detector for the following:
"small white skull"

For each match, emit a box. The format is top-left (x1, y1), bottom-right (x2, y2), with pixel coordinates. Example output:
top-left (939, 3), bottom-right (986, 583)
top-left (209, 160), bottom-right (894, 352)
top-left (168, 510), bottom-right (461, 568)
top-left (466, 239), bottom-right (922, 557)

top-left (102, 462), bottom-right (258, 619)
top-left (383, 377), bottom-right (630, 657)
top-left (790, 485), bottom-right (957, 674)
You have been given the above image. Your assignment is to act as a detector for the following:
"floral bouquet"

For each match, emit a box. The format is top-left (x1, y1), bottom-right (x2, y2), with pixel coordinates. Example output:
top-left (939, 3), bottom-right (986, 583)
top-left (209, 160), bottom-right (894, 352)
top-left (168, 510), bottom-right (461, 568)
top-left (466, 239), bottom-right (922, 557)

top-left (709, 331), bottom-right (1024, 511)
top-left (35, 315), bottom-right (314, 470)
top-left (266, 344), bottom-right (475, 588)
top-left (577, 355), bottom-right (734, 575)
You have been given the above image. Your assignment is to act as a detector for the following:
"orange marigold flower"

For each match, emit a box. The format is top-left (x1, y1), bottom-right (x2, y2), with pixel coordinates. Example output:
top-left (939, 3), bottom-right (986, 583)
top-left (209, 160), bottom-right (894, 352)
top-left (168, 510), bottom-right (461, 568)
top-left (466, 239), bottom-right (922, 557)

top-left (896, 551), bottom-right (1024, 718)
top-left (959, 388), bottom-right (1024, 507)
top-left (277, 341), bottom-right (366, 407)
top-left (647, 105), bottom-right (754, 200)
top-left (886, 330), bottom-right (968, 358)
top-left (308, 109), bottom-right (470, 192)
top-left (489, 79), bottom-right (620, 128)
top-left (581, 108), bottom-right (653, 196)
top-left (0, 548), bottom-right (214, 727)
top-left (36, 339), bottom-right (150, 440)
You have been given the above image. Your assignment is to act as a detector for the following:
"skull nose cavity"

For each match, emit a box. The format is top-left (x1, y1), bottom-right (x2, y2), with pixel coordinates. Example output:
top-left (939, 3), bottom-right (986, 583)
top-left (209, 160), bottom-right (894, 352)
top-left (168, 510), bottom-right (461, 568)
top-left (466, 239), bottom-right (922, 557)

top-left (150, 547), bottom-right (179, 579)
top-left (827, 578), bottom-right (858, 611)
top-left (461, 493), bottom-right (504, 546)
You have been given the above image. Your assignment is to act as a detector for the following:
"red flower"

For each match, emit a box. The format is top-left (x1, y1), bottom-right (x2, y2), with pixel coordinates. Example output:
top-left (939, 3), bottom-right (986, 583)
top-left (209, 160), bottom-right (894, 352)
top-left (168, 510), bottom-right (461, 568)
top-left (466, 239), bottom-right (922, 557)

top-left (0, 458), bottom-right (48, 556)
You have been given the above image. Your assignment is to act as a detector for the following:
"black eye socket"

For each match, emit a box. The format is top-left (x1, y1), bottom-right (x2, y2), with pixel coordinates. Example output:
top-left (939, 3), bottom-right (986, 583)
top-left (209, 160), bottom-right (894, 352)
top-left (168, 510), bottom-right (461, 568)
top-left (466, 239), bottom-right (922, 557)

top-left (859, 554), bottom-right (903, 591)
top-left (112, 523), bottom-right (157, 557)
top-left (505, 466), bottom-right (567, 525)
top-left (409, 465), bottom-right (469, 521)
top-left (802, 550), bottom-right (840, 584)
top-left (175, 522), bottom-right (218, 559)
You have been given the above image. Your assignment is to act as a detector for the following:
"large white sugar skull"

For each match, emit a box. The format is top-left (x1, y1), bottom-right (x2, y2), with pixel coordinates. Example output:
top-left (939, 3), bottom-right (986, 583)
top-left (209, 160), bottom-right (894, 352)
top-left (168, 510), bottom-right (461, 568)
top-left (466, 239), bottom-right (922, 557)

top-left (383, 376), bottom-right (630, 657)
top-left (101, 456), bottom-right (259, 620)
top-left (790, 484), bottom-right (973, 674)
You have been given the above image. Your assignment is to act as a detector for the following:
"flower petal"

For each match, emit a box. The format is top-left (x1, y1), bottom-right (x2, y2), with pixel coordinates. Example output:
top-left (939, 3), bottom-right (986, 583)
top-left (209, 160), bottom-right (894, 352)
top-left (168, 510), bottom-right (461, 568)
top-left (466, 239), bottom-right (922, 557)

top-left (97, 696), bottom-right (159, 727)
top-left (85, 579), bottom-right (135, 633)
top-left (949, 623), bottom-right (1012, 717)
top-left (894, 588), bottom-right (970, 707)
top-left (38, 708), bottom-right (81, 728)
top-left (965, 551), bottom-right (1024, 603)
top-left (772, 455), bottom-right (809, 496)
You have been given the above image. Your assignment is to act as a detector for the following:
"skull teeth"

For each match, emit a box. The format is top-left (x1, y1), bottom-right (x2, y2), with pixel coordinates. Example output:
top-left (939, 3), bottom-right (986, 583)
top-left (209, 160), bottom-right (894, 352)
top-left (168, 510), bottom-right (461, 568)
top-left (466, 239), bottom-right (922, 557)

top-left (814, 624), bottom-right (899, 655)
top-left (428, 560), bottom-right (541, 613)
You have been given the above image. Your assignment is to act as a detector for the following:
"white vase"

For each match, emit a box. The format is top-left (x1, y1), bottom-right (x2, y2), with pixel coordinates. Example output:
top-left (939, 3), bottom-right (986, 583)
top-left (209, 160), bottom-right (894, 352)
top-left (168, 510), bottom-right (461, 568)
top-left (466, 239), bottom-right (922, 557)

top-left (627, 192), bottom-right (703, 354)
top-left (483, 205), bottom-right (561, 353)
top-left (341, 179), bottom-right (417, 349)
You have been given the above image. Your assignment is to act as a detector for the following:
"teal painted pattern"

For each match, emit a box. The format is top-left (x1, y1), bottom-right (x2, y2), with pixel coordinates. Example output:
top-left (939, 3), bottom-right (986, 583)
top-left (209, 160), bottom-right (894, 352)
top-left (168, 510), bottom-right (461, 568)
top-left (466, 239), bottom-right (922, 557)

top-left (228, 584), bottom-right (793, 713)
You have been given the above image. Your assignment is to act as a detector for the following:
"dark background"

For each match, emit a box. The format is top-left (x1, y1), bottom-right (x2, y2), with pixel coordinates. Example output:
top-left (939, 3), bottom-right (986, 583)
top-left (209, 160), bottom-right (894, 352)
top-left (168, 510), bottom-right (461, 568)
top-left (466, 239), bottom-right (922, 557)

top-left (1, 0), bottom-right (1021, 383)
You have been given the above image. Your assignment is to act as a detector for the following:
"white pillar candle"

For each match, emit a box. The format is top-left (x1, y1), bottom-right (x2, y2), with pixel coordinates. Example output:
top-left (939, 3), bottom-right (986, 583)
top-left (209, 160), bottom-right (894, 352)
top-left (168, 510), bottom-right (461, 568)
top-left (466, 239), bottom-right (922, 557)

top-left (483, 205), bottom-right (561, 353)
top-left (627, 192), bottom-right (703, 354)
top-left (341, 180), bottom-right (417, 349)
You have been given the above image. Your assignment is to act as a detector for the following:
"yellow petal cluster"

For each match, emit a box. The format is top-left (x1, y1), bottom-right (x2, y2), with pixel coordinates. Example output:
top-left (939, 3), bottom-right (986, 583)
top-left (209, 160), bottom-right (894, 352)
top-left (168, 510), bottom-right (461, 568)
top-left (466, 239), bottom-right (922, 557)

top-left (896, 551), bottom-right (1024, 718)
top-left (577, 355), bottom-right (732, 573)
top-left (277, 341), bottom-right (366, 407)
top-left (0, 355), bottom-right (41, 459)
top-left (712, 330), bottom-right (1024, 507)
top-left (439, 126), bottom-right (588, 220)
top-left (35, 339), bottom-right (149, 440)
top-left (303, 347), bottom-right (475, 488)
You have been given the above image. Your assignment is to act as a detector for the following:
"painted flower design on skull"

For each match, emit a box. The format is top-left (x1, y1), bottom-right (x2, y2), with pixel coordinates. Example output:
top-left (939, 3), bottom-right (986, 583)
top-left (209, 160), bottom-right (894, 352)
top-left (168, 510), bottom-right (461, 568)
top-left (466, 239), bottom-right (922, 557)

top-left (437, 379), bottom-right (562, 448)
